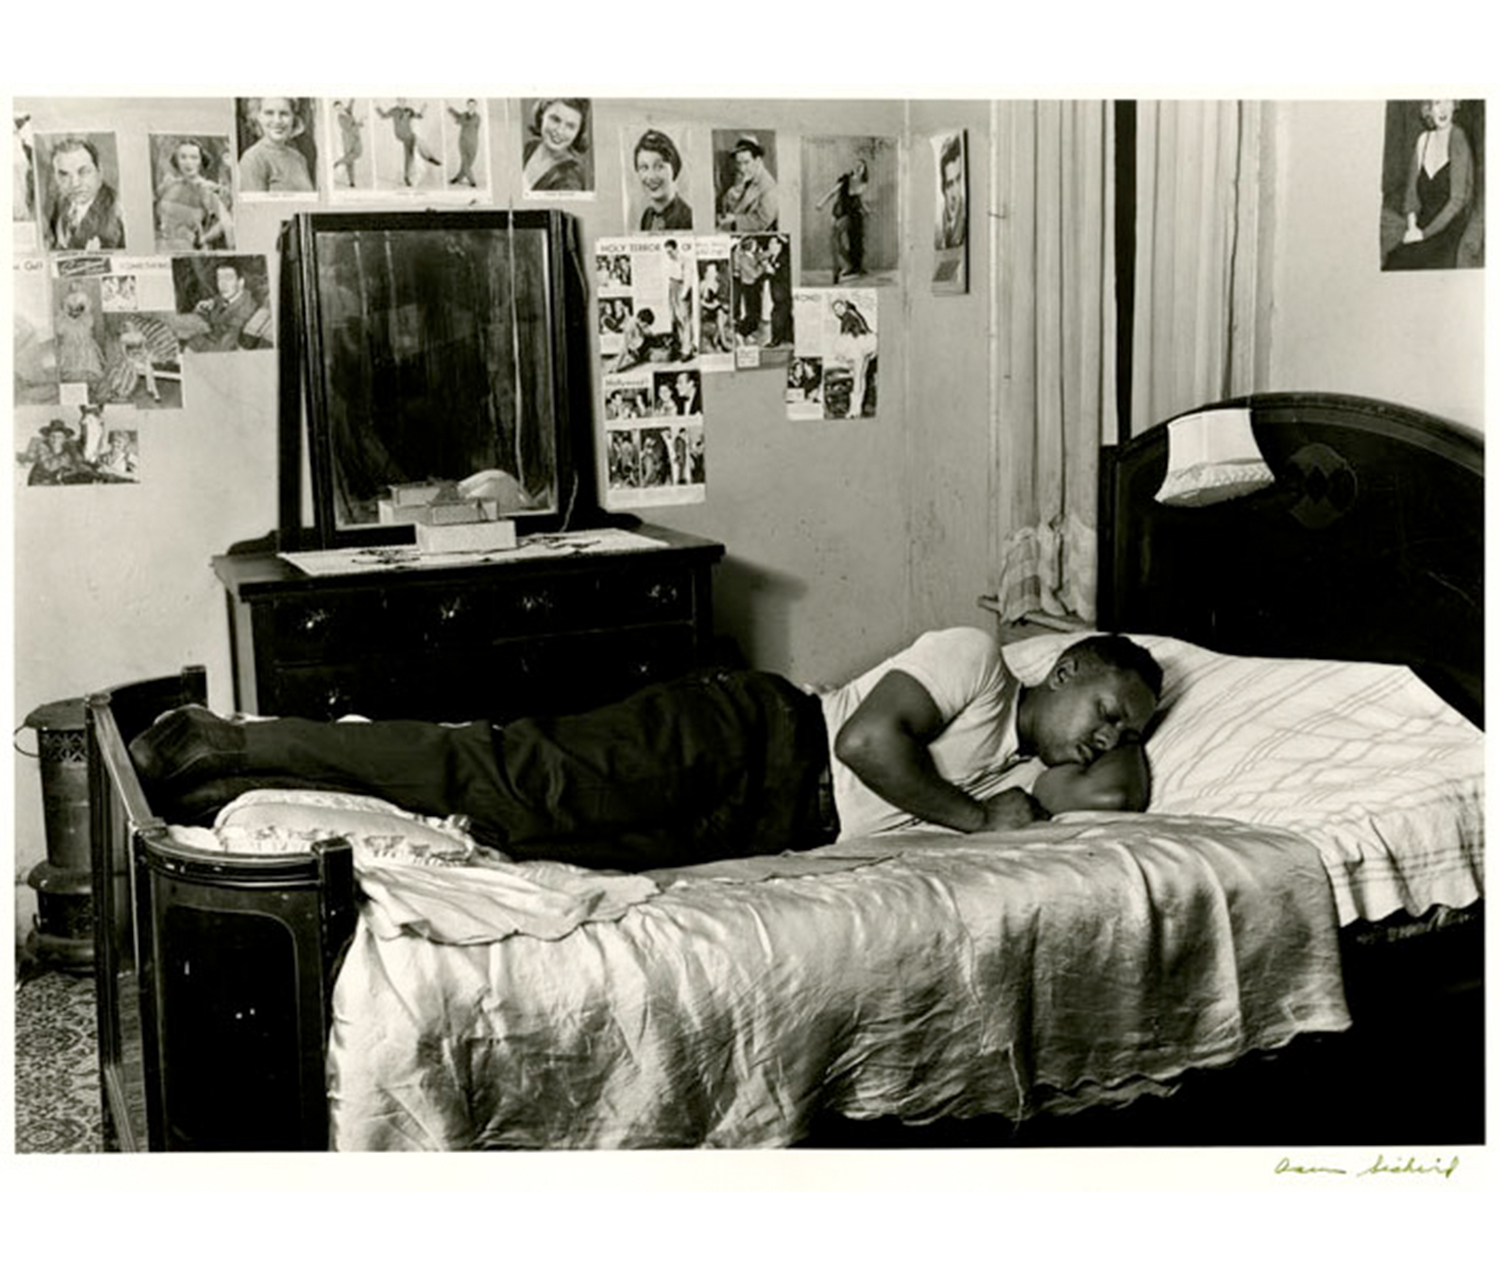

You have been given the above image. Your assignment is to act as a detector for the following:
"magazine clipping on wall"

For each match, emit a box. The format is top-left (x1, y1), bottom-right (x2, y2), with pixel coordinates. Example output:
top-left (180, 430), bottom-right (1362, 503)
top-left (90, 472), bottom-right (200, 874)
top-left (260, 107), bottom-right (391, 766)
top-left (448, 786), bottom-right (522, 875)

top-left (731, 231), bottom-right (793, 369)
top-left (170, 254), bottom-right (274, 354)
top-left (234, 97), bottom-right (319, 200)
top-left (15, 402), bottom-right (141, 486)
top-left (14, 112), bottom-right (39, 253)
top-left (148, 132), bottom-right (237, 252)
top-left (32, 130), bottom-right (127, 252)
top-left (693, 233), bottom-right (735, 373)
top-left (931, 128), bottom-right (970, 294)
top-left (597, 234), bottom-right (706, 511)
top-left (619, 119), bottom-right (712, 234)
top-left (324, 96), bottom-right (489, 201)
top-left (788, 287), bottom-right (878, 421)
top-left (519, 97), bottom-right (595, 200)
top-left (711, 128), bottom-right (780, 234)
top-left (50, 255), bottom-right (184, 411)
top-left (799, 134), bottom-right (899, 288)
top-left (15, 254), bottom-right (56, 405)
top-left (1378, 98), bottom-right (1485, 272)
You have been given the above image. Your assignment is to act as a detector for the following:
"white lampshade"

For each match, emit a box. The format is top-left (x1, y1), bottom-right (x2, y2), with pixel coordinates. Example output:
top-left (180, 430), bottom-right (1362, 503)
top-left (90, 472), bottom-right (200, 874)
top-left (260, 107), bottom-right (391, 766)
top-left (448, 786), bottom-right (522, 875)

top-left (1154, 407), bottom-right (1275, 507)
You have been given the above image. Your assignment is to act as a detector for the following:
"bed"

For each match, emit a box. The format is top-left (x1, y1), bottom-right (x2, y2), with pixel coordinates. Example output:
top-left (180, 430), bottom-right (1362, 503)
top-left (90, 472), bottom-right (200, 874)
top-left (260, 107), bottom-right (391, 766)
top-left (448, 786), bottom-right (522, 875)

top-left (87, 390), bottom-right (1484, 1152)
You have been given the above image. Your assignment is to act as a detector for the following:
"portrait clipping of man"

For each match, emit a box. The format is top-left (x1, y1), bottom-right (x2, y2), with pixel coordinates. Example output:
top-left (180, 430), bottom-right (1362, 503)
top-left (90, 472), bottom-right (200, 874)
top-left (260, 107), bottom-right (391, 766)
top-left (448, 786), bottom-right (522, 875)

top-left (39, 132), bottom-right (126, 252)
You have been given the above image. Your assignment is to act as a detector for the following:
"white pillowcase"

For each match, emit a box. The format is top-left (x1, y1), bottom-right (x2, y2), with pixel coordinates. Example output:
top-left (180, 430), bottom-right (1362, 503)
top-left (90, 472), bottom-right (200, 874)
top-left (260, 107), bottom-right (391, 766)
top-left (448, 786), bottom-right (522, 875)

top-left (1001, 631), bottom-right (1485, 925)
top-left (213, 789), bottom-right (490, 866)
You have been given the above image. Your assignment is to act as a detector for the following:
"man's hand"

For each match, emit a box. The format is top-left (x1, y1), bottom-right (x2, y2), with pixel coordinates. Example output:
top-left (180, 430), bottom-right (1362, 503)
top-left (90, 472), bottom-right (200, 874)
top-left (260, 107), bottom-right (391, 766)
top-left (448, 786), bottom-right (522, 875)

top-left (978, 788), bottom-right (1047, 831)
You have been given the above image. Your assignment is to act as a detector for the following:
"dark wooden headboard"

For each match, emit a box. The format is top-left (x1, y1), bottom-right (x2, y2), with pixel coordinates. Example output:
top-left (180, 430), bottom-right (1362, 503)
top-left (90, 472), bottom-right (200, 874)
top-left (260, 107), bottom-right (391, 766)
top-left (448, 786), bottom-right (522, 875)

top-left (1098, 392), bottom-right (1484, 725)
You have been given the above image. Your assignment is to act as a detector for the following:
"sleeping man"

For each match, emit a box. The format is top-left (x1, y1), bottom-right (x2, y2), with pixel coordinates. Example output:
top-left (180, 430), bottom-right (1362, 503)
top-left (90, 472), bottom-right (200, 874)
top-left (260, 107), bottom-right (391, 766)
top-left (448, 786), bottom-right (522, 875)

top-left (129, 628), bottom-right (1161, 872)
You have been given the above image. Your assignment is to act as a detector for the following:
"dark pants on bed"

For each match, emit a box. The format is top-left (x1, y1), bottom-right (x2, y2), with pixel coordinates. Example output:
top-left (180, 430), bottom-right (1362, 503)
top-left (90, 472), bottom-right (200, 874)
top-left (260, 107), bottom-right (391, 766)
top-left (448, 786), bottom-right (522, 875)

top-left (236, 669), bottom-right (837, 872)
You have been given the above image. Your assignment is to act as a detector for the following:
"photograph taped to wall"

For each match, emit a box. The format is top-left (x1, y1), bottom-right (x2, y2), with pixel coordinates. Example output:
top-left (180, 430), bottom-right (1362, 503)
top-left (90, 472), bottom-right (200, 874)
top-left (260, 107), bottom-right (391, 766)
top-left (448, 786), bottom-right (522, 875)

top-left (520, 97), bottom-right (593, 199)
top-left (14, 112), bottom-right (39, 252)
top-left (712, 128), bottom-right (779, 233)
top-left (693, 234), bottom-right (734, 372)
top-left (14, 402), bottom-right (140, 486)
top-left (34, 130), bottom-right (127, 252)
top-left (331, 95), bottom-right (489, 202)
top-left (93, 312), bottom-right (183, 410)
top-left (444, 97), bottom-right (489, 194)
top-left (14, 254), bottom-right (58, 406)
top-left (800, 134), bottom-right (899, 288)
top-left (370, 97), bottom-right (448, 195)
top-left (785, 354), bottom-right (823, 419)
top-left (621, 119), bottom-right (710, 233)
top-left (595, 235), bottom-right (699, 374)
top-left (51, 274), bottom-right (106, 395)
top-left (603, 419), bottom-right (705, 511)
top-left (931, 128), bottom-right (969, 294)
top-left (235, 97), bottom-right (318, 199)
top-left (324, 98), bottom-right (373, 195)
top-left (149, 132), bottom-right (236, 252)
top-left (790, 286), bottom-right (878, 420)
top-left (597, 294), bottom-right (633, 360)
top-left (89, 254), bottom-right (178, 311)
top-left (602, 363), bottom-right (705, 511)
top-left (1380, 98), bottom-right (1485, 271)
top-left (171, 254), bottom-right (274, 353)
top-left (731, 231), bottom-right (792, 368)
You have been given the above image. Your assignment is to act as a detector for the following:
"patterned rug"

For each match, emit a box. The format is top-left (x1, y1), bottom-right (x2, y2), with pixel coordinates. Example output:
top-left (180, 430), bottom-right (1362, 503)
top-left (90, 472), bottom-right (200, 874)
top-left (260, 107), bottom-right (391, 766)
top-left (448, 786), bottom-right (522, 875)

top-left (14, 968), bottom-right (104, 1154)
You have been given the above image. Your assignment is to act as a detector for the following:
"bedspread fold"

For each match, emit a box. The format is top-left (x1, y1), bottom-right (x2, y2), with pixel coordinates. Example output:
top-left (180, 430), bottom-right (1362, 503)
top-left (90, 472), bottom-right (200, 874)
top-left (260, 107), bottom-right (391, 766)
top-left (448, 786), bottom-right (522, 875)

top-left (328, 812), bottom-right (1350, 1150)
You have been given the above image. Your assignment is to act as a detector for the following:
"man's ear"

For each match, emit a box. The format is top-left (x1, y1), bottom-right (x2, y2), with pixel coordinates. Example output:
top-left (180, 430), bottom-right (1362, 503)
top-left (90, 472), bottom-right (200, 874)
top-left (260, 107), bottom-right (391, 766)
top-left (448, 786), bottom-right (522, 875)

top-left (1047, 655), bottom-right (1078, 687)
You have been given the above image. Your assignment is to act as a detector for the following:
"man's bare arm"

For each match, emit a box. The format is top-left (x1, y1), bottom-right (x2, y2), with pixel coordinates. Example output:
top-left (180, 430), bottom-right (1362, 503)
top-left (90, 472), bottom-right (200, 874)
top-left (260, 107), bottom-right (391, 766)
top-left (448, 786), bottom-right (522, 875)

top-left (1032, 743), bottom-right (1151, 815)
top-left (835, 670), bottom-right (1041, 833)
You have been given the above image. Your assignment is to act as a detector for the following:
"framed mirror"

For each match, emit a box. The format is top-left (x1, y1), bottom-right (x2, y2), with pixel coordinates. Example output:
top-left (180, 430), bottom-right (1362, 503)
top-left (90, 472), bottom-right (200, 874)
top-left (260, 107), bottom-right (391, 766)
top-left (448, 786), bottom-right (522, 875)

top-left (279, 209), bottom-right (592, 549)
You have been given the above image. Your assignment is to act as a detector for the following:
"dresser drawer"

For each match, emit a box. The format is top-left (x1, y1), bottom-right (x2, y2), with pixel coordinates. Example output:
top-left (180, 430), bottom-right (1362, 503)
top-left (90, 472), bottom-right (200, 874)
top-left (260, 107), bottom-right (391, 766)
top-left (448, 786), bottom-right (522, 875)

top-left (261, 662), bottom-right (407, 721)
top-left (265, 592), bottom-right (390, 664)
top-left (388, 564), bottom-right (698, 649)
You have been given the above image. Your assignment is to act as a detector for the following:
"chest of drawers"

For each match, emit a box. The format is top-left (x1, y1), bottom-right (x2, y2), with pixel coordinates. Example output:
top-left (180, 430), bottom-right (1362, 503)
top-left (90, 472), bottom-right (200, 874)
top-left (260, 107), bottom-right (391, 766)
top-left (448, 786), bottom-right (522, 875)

top-left (213, 525), bottom-right (725, 723)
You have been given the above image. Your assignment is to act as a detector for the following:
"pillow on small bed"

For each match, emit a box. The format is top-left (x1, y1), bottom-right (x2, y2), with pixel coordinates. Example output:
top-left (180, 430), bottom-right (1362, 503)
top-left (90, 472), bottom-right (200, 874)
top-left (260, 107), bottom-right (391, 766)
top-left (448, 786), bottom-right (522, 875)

top-left (1001, 631), bottom-right (1484, 926)
top-left (208, 789), bottom-right (660, 944)
top-left (212, 789), bottom-right (495, 867)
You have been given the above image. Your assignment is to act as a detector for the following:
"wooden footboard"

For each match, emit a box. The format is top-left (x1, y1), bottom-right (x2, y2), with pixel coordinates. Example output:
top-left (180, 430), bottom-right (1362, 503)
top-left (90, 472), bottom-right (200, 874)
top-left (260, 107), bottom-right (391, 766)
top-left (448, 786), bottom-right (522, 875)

top-left (87, 668), bottom-right (357, 1151)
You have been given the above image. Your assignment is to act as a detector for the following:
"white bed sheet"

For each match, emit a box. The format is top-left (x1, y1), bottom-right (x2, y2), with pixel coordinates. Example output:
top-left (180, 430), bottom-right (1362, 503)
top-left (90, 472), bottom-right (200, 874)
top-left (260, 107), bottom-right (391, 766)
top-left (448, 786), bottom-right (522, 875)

top-left (327, 811), bottom-right (1349, 1150)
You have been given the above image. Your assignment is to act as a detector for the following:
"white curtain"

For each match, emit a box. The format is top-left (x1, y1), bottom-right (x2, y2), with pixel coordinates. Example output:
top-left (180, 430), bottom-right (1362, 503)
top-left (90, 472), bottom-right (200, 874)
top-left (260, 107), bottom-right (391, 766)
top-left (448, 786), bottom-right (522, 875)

top-left (1130, 100), bottom-right (1275, 431)
top-left (991, 100), bottom-right (1115, 624)
top-left (990, 99), bottom-right (1275, 624)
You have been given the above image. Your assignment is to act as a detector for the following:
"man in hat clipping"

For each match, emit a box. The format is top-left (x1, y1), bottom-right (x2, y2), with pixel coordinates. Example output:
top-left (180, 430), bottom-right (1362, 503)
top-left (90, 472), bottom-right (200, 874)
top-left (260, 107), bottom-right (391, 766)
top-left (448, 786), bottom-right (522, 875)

top-left (718, 134), bottom-right (778, 232)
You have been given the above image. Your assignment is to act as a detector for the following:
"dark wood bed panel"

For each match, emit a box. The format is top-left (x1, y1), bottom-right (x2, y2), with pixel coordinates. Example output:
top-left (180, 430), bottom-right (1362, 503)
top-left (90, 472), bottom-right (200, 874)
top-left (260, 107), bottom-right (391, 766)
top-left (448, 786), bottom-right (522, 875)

top-left (1099, 391), bottom-right (1483, 726)
top-left (88, 667), bottom-right (354, 1152)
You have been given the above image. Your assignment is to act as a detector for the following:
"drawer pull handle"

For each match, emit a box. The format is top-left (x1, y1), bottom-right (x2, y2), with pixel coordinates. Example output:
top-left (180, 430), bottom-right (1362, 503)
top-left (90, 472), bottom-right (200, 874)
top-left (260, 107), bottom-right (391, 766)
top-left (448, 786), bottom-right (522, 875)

top-left (302, 608), bottom-right (331, 634)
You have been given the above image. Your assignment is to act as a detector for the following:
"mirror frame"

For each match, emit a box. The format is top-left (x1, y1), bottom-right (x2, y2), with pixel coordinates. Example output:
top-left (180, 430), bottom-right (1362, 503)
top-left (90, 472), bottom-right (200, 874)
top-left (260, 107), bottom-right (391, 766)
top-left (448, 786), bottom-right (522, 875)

top-left (277, 208), bottom-right (589, 551)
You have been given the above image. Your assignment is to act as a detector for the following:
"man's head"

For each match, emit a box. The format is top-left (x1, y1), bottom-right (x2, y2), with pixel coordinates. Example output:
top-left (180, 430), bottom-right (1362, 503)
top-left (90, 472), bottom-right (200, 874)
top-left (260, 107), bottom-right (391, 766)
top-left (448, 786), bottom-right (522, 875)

top-left (51, 137), bottom-right (102, 208)
top-left (214, 262), bottom-right (244, 299)
top-left (1017, 635), bottom-right (1162, 767)
top-left (733, 136), bottom-right (764, 180)
top-left (940, 135), bottom-right (965, 223)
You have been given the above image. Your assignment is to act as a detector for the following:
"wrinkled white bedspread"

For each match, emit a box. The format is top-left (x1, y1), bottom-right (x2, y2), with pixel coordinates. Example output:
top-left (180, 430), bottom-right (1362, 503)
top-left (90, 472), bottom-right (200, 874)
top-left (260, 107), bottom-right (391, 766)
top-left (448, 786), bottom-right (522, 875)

top-left (327, 812), bottom-right (1349, 1150)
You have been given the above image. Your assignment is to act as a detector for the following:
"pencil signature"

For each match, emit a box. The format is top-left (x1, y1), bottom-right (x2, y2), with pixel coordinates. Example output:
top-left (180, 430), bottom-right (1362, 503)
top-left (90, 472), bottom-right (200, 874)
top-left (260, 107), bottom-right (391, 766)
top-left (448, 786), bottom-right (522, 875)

top-left (1274, 1153), bottom-right (1460, 1180)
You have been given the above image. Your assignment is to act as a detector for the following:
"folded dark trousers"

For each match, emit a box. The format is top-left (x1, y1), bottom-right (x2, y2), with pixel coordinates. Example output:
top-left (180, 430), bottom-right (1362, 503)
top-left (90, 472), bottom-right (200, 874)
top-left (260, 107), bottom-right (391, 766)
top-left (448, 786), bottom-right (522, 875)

top-left (163, 669), bottom-right (834, 872)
